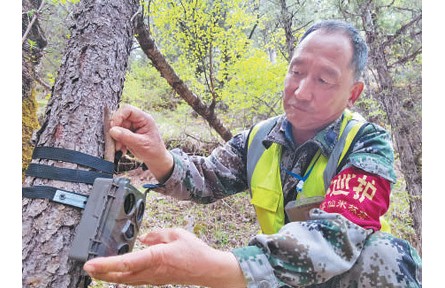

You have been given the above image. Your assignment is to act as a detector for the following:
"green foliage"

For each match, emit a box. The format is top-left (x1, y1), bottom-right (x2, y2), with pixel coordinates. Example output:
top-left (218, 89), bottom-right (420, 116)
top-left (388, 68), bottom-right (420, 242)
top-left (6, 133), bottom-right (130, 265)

top-left (220, 49), bottom-right (287, 129)
top-left (124, 0), bottom-right (289, 133)
top-left (26, 39), bottom-right (37, 51)
top-left (386, 165), bottom-right (417, 244)
top-left (151, 107), bottom-right (223, 155)
top-left (48, 0), bottom-right (80, 5)
top-left (149, 0), bottom-right (257, 103)
top-left (354, 94), bottom-right (388, 128)
top-left (122, 54), bottom-right (178, 112)
top-left (26, 9), bottom-right (37, 18)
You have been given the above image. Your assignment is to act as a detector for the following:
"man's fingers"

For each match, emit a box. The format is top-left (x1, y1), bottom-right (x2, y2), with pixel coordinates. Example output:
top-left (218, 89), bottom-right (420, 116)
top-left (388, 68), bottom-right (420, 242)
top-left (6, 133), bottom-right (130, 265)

top-left (85, 270), bottom-right (165, 286)
top-left (84, 250), bottom-right (149, 274)
top-left (110, 104), bottom-right (147, 128)
top-left (85, 271), bottom-right (134, 285)
top-left (109, 126), bottom-right (146, 149)
top-left (83, 249), bottom-right (154, 275)
top-left (138, 228), bottom-right (185, 245)
top-left (83, 246), bottom-right (168, 285)
top-left (109, 126), bottom-right (125, 141)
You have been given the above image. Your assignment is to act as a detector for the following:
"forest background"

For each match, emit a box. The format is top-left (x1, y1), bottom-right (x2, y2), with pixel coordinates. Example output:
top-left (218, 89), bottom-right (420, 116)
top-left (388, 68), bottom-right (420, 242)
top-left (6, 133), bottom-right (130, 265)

top-left (14, 0), bottom-right (437, 287)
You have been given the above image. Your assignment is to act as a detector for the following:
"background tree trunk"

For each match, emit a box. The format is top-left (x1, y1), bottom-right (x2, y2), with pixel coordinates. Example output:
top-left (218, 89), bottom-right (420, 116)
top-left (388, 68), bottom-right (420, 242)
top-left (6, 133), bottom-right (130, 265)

top-left (22, 0), bottom-right (47, 179)
top-left (278, 0), bottom-right (297, 61)
top-left (359, 3), bottom-right (422, 254)
top-left (22, 0), bottom-right (139, 286)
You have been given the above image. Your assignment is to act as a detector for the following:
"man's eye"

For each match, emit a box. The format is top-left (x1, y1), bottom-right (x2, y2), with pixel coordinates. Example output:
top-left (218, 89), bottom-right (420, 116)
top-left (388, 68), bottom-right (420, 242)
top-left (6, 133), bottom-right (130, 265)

top-left (319, 78), bottom-right (332, 85)
top-left (291, 70), bottom-right (300, 75)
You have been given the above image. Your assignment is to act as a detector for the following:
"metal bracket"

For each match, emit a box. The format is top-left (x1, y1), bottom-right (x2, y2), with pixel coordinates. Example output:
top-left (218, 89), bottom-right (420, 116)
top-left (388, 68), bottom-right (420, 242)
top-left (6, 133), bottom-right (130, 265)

top-left (53, 189), bottom-right (88, 209)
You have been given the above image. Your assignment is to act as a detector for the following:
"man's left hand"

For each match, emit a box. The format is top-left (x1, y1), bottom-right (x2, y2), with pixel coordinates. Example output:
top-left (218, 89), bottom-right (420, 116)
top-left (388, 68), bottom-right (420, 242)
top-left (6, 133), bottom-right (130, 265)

top-left (83, 228), bottom-right (246, 288)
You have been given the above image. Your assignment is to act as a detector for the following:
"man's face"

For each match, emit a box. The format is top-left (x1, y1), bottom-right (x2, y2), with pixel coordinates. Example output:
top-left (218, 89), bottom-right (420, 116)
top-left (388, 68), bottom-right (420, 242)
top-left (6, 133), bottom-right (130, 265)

top-left (283, 30), bottom-right (363, 140)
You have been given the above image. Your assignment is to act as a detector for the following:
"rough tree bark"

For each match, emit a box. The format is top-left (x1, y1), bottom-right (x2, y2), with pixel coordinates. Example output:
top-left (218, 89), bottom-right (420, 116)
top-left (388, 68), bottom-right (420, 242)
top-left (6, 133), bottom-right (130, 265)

top-left (133, 13), bottom-right (233, 142)
top-left (22, 0), bottom-right (47, 178)
top-left (360, 3), bottom-right (422, 254)
top-left (22, 0), bottom-right (139, 287)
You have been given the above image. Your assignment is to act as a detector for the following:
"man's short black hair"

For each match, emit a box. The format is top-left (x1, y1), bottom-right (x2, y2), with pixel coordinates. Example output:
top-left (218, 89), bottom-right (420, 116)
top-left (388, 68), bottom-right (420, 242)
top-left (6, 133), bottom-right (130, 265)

top-left (299, 20), bottom-right (368, 80)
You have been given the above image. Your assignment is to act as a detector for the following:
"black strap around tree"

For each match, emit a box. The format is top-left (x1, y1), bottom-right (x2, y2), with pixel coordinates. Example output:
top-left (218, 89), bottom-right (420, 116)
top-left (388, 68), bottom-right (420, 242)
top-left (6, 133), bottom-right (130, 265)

top-left (25, 163), bottom-right (113, 185)
top-left (31, 146), bottom-right (115, 174)
top-left (22, 185), bottom-right (89, 209)
top-left (22, 146), bottom-right (164, 208)
top-left (22, 146), bottom-right (115, 209)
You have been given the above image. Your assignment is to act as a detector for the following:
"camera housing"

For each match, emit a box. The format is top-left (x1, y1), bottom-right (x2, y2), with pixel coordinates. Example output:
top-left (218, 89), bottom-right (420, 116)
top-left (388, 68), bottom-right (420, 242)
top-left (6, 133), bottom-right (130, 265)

top-left (69, 177), bottom-right (147, 262)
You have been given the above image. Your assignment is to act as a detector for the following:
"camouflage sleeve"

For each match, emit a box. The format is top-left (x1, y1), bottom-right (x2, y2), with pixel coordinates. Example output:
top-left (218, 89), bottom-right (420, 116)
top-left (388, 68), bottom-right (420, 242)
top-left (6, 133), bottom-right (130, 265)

top-left (232, 209), bottom-right (422, 287)
top-left (343, 123), bottom-right (397, 183)
top-left (154, 132), bottom-right (250, 203)
top-left (232, 209), bottom-right (373, 287)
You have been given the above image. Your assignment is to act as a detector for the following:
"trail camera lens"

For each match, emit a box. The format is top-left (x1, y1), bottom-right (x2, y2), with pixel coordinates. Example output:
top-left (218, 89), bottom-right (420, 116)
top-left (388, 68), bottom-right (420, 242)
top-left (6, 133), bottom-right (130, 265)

top-left (117, 243), bottom-right (130, 255)
top-left (136, 199), bottom-right (145, 223)
top-left (124, 193), bottom-right (136, 214)
top-left (122, 221), bottom-right (135, 240)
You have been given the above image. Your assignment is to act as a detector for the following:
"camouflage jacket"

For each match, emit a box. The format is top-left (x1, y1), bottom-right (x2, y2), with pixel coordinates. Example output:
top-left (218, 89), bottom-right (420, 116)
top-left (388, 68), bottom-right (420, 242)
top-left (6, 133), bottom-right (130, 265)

top-left (156, 112), bottom-right (422, 287)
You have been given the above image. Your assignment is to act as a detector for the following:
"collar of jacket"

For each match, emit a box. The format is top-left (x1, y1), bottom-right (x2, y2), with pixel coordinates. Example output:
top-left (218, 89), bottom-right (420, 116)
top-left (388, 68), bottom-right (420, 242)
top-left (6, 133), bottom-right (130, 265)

top-left (261, 113), bottom-right (345, 158)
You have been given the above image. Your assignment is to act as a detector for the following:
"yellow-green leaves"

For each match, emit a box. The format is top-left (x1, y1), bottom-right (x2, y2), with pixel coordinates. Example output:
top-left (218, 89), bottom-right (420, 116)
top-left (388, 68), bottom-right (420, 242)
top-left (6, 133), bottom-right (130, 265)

top-left (149, 0), bottom-right (256, 102)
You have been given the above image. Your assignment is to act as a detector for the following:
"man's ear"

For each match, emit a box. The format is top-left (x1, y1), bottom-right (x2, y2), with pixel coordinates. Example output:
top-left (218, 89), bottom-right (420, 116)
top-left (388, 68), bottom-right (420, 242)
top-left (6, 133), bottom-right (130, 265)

top-left (347, 81), bottom-right (364, 108)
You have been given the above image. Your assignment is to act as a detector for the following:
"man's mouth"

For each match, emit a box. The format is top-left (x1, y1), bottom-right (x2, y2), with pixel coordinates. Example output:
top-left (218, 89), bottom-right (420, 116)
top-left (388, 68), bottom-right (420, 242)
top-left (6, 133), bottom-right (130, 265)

top-left (289, 103), bottom-right (309, 113)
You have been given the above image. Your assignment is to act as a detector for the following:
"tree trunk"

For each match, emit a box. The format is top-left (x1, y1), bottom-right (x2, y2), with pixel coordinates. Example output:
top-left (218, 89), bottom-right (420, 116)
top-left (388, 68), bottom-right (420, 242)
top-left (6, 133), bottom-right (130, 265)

top-left (22, 0), bottom-right (139, 287)
top-left (279, 0), bottom-right (296, 61)
top-left (361, 6), bottom-right (422, 255)
top-left (22, 0), bottom-right (47, 179)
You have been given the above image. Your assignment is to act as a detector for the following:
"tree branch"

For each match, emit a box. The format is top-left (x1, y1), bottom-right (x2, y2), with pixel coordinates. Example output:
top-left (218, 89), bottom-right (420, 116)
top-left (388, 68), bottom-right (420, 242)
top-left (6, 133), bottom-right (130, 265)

top-left (22, 0), bottom-right (45, 45)
top-left (133, 13), bottom-right (233, 141)
top-left (35, 74), bottom-right (52, 91)
top-left (383, 13), bottom-right (422, 47)
top-left (388, 46), bottom-right (422, 68)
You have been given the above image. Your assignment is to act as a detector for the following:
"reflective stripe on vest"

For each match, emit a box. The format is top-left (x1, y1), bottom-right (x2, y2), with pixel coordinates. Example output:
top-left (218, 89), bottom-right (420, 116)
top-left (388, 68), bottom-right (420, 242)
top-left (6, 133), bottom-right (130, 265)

top-left (246, 110), bottom-right (390, 234)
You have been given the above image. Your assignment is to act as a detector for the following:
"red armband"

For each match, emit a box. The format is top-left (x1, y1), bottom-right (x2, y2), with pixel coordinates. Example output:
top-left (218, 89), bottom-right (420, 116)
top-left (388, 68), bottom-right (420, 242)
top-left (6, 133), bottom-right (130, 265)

top-left (320, 166), bottom-right (390, 231)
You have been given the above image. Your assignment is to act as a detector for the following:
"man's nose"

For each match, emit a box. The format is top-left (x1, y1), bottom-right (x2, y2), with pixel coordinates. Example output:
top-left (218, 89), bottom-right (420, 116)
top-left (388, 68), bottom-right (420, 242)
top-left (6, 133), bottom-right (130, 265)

top-left (294, 78), bottom-right (312, 101)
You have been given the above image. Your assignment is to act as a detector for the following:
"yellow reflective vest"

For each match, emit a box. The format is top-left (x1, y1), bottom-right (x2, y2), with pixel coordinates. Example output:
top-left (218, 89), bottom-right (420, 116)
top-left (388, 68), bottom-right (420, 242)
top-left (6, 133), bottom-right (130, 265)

top-left (246, 110), bottom-right (390, 234)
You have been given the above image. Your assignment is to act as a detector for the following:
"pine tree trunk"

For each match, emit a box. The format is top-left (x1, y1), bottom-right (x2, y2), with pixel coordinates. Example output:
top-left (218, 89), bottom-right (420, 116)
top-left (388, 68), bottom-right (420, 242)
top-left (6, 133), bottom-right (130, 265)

top-left (22, 0), bottom-right (139, 287)
top-left (361, 8), bottom-right (422, 255)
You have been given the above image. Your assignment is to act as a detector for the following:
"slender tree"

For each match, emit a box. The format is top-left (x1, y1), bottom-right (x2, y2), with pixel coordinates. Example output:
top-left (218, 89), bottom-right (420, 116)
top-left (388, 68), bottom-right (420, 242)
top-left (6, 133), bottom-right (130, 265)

top-left (22, 0), bottom-right (139, 286)
top-left (338, 0), bottom-right (422, 253)
top-left (363, 9), bottom-right (422, 254)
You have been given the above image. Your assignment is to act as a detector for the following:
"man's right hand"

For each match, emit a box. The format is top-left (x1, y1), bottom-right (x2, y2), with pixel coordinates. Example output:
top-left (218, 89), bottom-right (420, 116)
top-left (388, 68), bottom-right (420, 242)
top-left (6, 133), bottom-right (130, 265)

top-left (109, 104), bottom-right (174, 182)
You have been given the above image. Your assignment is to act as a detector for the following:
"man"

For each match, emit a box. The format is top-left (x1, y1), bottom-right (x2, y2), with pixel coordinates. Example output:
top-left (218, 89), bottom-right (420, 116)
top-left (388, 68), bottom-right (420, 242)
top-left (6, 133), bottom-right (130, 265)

top-left (83, 20), bottom-right (421, 287)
